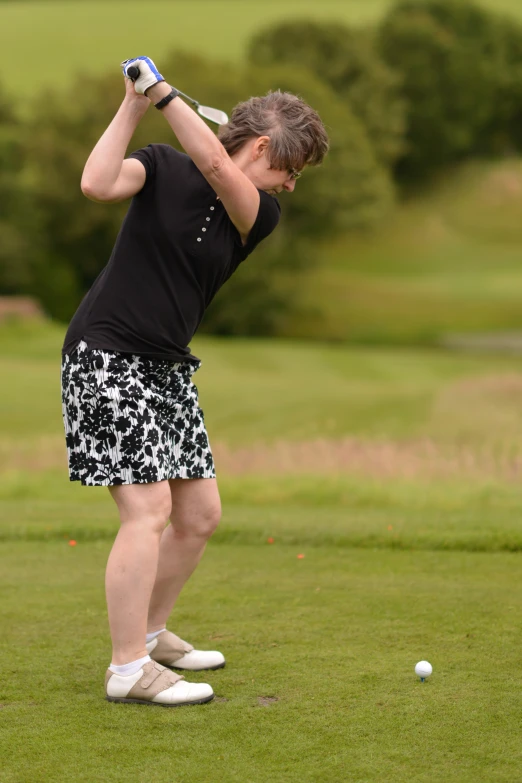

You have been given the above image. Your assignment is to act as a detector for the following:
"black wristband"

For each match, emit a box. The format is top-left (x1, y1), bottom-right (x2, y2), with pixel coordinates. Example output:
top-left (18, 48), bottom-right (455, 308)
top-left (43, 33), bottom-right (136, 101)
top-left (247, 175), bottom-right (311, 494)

top-left (155, 87), bottom-right (179, 110)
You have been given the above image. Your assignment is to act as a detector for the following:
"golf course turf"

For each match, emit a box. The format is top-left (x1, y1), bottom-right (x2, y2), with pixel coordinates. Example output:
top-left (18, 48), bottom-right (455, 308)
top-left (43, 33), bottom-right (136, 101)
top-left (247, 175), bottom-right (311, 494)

top-left (1, 322), bottom-right (521, 781)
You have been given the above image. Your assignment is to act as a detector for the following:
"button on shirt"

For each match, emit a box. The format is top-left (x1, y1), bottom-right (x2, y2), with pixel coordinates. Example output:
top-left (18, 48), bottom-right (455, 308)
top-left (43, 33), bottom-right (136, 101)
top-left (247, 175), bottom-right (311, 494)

top-left (62, 144), bottom-right (281, 361)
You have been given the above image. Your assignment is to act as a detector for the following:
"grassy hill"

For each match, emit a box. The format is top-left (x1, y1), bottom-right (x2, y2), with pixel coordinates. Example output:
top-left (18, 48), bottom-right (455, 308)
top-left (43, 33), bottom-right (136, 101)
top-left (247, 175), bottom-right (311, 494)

top-left (282, 159), bottom-right (522, 344)
top-left (3, 0), bottom-right (522, 102)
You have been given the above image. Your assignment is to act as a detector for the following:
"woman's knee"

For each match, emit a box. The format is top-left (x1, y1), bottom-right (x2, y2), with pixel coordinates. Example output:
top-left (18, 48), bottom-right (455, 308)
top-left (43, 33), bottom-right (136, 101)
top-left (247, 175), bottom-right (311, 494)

top-left (173, 499), bottom-right (222, 540)
top-left (109, 481), bottom-right (172, 533)
top-left (169, 478), bottom-right (222, 539)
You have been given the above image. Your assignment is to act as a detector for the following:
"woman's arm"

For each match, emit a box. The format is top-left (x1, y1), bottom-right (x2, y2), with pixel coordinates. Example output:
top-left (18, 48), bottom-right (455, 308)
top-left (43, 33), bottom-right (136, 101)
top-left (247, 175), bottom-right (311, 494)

top-left (81, 80), bottom-right (149, 203)
top-left (146, 82), bottom-right (260, 241)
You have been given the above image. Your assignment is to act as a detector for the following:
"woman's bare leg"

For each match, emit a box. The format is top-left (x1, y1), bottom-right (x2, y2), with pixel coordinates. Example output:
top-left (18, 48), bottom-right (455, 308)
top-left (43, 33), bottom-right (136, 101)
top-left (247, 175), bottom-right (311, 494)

top-left (147, 478), bottom-right (221, 633)
top-left (106, 481), bottom-right (172, 664)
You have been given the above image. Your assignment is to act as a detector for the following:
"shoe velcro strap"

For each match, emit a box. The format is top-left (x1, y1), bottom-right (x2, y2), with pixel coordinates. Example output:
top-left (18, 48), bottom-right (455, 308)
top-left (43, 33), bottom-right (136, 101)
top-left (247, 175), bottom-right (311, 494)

top-left (141, 662), bottom-right (170, 689)
top-left (127, 664), bottom-right (185, 701)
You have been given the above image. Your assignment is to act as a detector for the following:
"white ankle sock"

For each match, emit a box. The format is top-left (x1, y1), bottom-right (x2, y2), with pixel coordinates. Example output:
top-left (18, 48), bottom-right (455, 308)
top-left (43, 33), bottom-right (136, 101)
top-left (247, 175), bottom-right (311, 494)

top-left (146, 628), bottom-right (166, 643)
top-left (109, 654), bottom-right (151, 677)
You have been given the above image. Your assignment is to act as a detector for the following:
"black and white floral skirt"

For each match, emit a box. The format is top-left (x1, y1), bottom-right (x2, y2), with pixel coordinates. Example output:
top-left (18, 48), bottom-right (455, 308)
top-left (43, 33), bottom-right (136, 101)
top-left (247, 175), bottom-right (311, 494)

top-left (61, 340), bottom-right (215, 486)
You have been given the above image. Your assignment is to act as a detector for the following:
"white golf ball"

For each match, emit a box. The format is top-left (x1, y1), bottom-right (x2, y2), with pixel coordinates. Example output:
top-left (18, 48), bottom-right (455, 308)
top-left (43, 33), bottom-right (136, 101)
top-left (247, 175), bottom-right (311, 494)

top-left (415, 660), bottom-right (433, 679)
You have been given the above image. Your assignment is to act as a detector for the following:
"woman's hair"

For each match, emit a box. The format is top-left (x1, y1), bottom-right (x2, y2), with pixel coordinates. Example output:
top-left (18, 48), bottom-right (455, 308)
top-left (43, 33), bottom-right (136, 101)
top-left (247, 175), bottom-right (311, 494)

top-left (218, 90), bottom-right (329, 171)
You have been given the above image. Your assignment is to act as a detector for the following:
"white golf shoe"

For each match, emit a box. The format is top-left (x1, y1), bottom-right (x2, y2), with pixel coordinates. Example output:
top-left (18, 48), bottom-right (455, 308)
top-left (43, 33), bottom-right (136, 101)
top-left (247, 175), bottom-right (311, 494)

top-left (105, 660), bottom-right (214, 707)
top-left (146, 630), bottom-right (226, 671)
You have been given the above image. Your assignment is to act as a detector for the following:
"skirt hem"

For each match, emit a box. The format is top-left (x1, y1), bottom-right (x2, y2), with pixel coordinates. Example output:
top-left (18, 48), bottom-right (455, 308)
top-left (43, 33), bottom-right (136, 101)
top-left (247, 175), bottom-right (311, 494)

top-left (69, 470), bottom-right (217, 488)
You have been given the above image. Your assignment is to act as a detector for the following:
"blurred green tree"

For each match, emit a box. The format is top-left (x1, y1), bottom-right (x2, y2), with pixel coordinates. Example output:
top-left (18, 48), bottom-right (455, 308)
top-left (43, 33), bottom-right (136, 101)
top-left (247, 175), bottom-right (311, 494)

top-left (0, 85), bottom-right (36, 296)
top-left (248, 20), bottom-right (407, 170)
top-left (478, 20), bottom-right (522, 155)
top-left (378, 0), bottom-right (522, 178)
top-left (22, 74), bottom-right (133, 319)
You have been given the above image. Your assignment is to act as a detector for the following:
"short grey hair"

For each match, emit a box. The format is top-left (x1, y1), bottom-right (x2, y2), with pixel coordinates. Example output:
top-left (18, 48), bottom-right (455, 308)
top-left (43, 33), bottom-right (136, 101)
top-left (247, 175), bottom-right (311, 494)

top-left (218, 90), bottom-right (329, 171)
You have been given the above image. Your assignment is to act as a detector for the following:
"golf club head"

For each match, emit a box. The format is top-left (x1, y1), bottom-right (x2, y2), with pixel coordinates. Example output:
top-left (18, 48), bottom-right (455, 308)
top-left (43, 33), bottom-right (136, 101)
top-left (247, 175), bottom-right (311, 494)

top-left (198, 106), bottom-right (229, 126)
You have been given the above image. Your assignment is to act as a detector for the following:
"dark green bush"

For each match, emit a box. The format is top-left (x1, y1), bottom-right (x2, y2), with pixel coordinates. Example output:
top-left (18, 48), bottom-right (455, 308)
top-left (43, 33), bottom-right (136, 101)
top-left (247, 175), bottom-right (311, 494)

top-left (0, 87), bottom-right (37, 297)
top-left (242, 61), bottom-right (394, 236)
top-left (248, 19), bottom-right (407, 169)
top-left (378, 0), bottom-right (522, 178)
top-left (478, 20), bottom-right (522, 154)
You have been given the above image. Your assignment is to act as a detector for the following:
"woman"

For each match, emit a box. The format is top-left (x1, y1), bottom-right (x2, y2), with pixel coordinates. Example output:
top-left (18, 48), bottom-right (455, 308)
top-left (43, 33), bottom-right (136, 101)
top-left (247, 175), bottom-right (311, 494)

top-left (61, 56), bottom-right (329, 707)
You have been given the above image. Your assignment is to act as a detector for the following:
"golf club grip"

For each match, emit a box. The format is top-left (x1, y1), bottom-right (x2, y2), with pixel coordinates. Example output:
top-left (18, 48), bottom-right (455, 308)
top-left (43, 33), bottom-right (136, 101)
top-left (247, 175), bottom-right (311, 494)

top-left (127, 65), bottom-right (140, 80)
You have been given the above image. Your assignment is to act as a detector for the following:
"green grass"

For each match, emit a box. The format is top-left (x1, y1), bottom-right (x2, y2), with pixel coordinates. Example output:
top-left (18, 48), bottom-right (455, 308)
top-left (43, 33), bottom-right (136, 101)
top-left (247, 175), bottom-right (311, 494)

top-left (2, 323), bottom-right (522, 781)
top-left (2, 540), bottom-right (522, 782)
top-left (287, 159), bottom-right (522, 343)
top-left (3, 0), bottom-right (522, 103)
top-left (3, 469), bottom-right (522, 553)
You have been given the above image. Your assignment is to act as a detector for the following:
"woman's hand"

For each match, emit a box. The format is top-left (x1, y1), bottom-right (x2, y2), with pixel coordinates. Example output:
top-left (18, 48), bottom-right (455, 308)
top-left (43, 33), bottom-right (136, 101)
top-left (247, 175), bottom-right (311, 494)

top-left (121, 56), bottom-right (165, 95)
top-left (123, 75), bottom-right (150, 113)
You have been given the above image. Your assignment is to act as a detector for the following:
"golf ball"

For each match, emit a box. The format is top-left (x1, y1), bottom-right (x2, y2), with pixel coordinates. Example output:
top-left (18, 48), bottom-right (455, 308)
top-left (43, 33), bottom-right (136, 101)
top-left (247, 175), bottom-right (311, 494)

top-left (415, 661), bottom-right (433, 679)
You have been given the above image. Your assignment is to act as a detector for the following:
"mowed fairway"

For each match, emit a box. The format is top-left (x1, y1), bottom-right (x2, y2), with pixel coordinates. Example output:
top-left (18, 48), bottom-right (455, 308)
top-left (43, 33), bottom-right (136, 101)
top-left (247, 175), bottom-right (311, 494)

top-left (1, 322), bottom-right (522, 782)
top-left (4, 0), bottom-right (522, 103)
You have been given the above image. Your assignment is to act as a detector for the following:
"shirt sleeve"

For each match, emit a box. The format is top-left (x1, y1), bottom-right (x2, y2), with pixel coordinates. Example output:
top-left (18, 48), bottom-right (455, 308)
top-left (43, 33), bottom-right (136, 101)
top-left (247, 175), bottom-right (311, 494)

top-left (128, 144), bottom-right (157, 182)
top-left (238, 190), bottom-right (282, 259)
top-left (128, 144), bottom-right (191, 187)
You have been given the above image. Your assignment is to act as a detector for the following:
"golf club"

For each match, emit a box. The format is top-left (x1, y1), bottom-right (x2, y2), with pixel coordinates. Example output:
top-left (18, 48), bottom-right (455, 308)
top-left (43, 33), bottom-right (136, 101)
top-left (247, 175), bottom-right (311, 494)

top-left (125, 64), bottom-right (229, 126)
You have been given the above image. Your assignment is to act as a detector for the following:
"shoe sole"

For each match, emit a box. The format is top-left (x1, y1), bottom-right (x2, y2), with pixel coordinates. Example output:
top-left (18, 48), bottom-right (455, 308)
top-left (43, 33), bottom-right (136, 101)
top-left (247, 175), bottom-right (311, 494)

top-left (171, 661), bottom-right (226, 672)
top-left (105, 693), bottom-right (215, 707)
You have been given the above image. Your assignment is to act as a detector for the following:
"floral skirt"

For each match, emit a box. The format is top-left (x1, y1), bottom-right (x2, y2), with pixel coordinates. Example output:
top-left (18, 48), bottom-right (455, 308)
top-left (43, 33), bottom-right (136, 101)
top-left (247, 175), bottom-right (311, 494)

top-left (61, 340), bottom-right (215, 486)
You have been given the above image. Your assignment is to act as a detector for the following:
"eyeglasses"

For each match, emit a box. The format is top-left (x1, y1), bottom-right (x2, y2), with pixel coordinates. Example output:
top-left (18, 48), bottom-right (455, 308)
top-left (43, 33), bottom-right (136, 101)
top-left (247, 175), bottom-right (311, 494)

top-left (288, 167), bottom-right (302, 180)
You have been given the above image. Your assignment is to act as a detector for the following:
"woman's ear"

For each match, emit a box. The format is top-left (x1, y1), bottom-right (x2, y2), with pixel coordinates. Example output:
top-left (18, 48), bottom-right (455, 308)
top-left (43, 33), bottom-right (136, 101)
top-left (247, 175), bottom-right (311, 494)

top-left (252, 135), bottom-right (271, 161)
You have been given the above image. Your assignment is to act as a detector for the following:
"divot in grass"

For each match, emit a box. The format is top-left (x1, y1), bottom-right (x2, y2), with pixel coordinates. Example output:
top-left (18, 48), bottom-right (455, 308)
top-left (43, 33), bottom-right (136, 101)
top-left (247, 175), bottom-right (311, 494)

top-left (257, 696), bottom-right (279, 707)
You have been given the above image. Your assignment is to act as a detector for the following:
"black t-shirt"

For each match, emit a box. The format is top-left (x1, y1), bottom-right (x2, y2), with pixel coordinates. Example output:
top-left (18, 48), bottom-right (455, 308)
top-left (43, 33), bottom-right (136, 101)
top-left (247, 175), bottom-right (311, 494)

top-left (62, 144), bottom-right (281, 361)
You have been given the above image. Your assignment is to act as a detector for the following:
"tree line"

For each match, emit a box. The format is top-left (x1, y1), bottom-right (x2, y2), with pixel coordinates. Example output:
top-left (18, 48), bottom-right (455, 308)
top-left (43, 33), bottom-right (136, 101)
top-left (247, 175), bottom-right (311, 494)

top-left (2, 0), bottom-right (522, 334)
